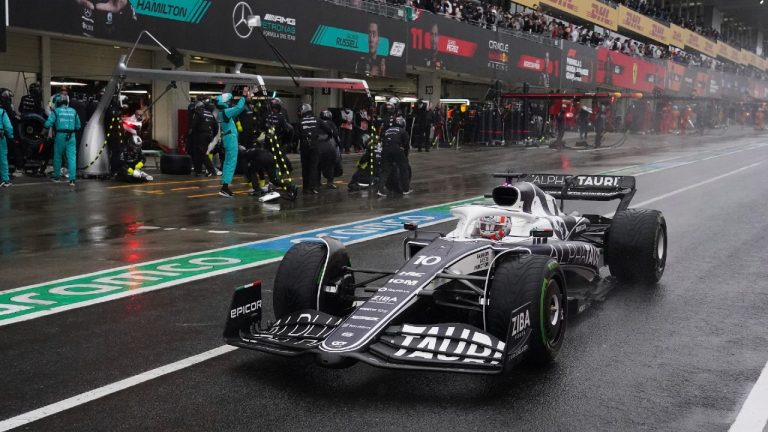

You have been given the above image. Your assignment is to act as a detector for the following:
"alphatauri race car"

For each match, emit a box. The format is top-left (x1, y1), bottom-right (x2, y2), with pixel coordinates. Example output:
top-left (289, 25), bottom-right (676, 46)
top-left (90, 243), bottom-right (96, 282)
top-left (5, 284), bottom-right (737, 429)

top-left (224, 172), bottom-right (667, 374)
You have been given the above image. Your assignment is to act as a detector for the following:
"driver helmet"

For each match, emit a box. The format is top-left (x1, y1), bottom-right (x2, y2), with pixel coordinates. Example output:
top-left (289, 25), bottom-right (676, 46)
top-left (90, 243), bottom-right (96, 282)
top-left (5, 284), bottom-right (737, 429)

top-left (394, 116), bottom-right (406, 128)
top-left (477, 215), bottom-right (511, 241)
top-left (270, 98), bottom-right (282, 111)
top-left (320, 110), bottom-right (333, 120)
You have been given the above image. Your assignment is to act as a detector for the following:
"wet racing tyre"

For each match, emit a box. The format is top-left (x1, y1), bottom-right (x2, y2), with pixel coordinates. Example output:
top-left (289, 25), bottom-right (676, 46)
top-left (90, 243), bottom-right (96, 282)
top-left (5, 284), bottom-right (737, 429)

top-left (18, 113), bottom-right (47, 147)
top-left (606, 209), bottom-right (667, 284)
top-left (486, 255), bottom-right (566, 366)
top-left (160, 154), bottom-right (192, 175)
top-left (273, 241), bottom-right (353, 318)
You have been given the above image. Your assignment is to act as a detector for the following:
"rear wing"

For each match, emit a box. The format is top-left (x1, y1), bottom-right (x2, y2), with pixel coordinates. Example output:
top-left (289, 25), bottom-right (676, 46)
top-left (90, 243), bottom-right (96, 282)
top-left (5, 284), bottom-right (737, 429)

top-left (493, 172), bottom-right (636, 212)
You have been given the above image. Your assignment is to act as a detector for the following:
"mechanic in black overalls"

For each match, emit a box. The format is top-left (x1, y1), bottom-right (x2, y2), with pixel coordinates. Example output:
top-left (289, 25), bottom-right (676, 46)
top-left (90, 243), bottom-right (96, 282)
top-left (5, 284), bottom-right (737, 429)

top-left (19, 83), bottom-right (45, 116)
top-left (377, 116), bottom-right (411, 197)
top-left (187, 100), bottom-right (219, 176)
top-left (299, 104), bottom-right (320, 194)
top-left (317, 110), bottom-right (341, 190)
top-left (265, 98), bottom-right (294, 154)
top-left (412, 100), bottom-right (429, 152)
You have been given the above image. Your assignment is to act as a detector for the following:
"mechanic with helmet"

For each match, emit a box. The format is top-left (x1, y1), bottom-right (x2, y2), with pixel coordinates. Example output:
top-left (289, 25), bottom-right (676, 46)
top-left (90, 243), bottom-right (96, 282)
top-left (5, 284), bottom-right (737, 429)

top-left (0, 98), bottom-right (15, 187)
top-left (265, 98), bottom-right (294, 154)
top-left (215, 87), bottom-right (250, 198)
top-left (380, 97), bottom-right (401, 132)
top-left (377, 116), bottom-right (412, 197)
top-left (43, 93), bottom-right (81, 186)
top-left (317, 109), bottom-right (341, 189)
top-left (298, 103), bottom-right (320, 194)
top-left (187, 98), bottom-right (218, 177)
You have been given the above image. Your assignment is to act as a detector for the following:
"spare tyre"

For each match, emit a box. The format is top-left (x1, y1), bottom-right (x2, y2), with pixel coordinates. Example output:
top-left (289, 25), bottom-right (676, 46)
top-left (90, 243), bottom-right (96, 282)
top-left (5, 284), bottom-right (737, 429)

top-left (18, 113), bottom-right (47, 147)
top-left (160, 154), bottom-right (192, 175)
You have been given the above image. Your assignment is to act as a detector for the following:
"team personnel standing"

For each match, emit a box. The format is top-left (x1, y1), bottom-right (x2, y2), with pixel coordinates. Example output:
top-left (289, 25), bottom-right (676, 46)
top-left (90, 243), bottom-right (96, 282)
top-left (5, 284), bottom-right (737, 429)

top-left (19, 83), bottom-right (46, 115)
top-left (299, 104), bottom-right (320, 194)
top-left (265, 98), bottom-right (294, 154)
top-left (340, 107), bottom-right (354, 153)
top-left (317, 110), bottom-right (341, 189)
top-left (378, 116), bottom-right (411, 197)
top-left (0, 104), bottom-right (14, 187)
top-left (43, 94), bottom-right (81, 186)
top-left (594, 105), bottom-right (606, 148)
top-left (412, 100), bottom-right (429, 152)
top-left (216, 87), bottom-right (250, 197)
top-left (187, 100), bottom-right (219, 176)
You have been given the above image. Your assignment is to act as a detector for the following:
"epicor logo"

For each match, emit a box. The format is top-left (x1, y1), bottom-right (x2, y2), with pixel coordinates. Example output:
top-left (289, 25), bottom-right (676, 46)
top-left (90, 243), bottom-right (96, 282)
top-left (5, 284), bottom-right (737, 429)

top-left (233, 2), bottom-right (254, 39)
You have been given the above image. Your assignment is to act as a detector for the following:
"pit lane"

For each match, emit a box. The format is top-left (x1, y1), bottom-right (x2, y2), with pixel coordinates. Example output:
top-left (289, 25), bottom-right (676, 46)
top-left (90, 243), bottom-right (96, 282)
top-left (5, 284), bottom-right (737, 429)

top-left (1, 129), bottom-right (767, 431)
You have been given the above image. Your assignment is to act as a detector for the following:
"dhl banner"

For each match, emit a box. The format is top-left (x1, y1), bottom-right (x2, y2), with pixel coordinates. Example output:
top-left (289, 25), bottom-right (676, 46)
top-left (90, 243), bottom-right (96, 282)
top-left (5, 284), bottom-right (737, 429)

top-left (617, 6), bottom-right (669, 45)
top-left (533, 0), bottom-right (618, 31)
top-left (669, 24), bottom-right (686, 49)
top-left (684, 29), bottom-right (703, 53)
top-left (728, 45), bottom-right (743, 65)
top-left (513, 0), bottom-right (539, 8)
top-left (740, 49), bottom-right (752, 67)
top-left (700, 38), bottom-right (717, 59)
top-left (583, 0), bottom-right (618, 31)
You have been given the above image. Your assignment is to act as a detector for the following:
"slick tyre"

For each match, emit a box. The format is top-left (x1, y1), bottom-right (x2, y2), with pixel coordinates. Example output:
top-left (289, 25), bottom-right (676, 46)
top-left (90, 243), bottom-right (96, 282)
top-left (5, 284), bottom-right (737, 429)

top-left (160, 154), bottom-right (192, 175)
top-left (606, 209), bottom-right (667, 284)
top-left (486, 255), bottom-right (566, 366)
top-left (273, 241), bottom-right (352, 318)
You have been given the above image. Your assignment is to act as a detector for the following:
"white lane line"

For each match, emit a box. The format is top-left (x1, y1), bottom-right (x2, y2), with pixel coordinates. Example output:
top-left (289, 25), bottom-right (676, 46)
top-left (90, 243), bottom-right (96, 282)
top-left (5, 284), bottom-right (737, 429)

top-left (730, 360), bottom-right (768, 432)
top-left (0, 345), bottom-right (237, 432)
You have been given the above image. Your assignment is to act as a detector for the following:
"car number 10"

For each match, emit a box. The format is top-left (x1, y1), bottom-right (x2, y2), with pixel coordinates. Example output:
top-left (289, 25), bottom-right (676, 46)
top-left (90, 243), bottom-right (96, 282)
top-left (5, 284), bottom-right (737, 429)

top-left (414, 255), bottom-right (441, 266)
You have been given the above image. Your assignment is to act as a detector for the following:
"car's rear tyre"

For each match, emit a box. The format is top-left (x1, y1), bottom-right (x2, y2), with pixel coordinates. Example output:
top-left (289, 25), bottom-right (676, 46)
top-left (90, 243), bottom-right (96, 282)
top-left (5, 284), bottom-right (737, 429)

top-left (273, 241), bottom-right (352, 318)
top-left (486, 255), bottom-right (566, 366)
top-left (607, 209), bottom-right (667, 284)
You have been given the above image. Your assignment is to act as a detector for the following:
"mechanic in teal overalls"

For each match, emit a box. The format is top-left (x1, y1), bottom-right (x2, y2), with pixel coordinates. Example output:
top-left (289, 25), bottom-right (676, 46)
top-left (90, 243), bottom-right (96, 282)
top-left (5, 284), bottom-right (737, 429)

top-left (0, 104), bottom-right (14, 188)
top-left (44, 94), bottom-right (82, 186)
top-left (216, 88), bottom-right (250, 197)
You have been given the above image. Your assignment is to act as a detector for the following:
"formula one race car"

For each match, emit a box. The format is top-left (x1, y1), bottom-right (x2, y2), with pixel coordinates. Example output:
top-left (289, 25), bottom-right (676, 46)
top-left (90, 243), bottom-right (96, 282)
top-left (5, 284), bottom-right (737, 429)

top-left (224, 172), bottom-right (667, 374)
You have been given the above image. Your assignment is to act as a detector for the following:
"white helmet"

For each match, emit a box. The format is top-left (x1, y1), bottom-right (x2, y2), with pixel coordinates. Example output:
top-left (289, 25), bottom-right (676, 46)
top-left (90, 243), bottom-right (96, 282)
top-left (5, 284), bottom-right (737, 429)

top-left (477, 215), bottom-right (511, 240)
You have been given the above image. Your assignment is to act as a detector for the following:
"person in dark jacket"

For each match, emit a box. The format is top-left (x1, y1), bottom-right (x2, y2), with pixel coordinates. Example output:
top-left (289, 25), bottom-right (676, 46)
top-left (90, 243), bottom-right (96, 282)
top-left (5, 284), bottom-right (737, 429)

top-left (187, 100), bottom-right (219, 176)
top-left (298, 104), bottom-right (320, 194)
top-left (377, 116), bottom-right (412, 197)
top-left (317, 109), bottom-right (341, 189)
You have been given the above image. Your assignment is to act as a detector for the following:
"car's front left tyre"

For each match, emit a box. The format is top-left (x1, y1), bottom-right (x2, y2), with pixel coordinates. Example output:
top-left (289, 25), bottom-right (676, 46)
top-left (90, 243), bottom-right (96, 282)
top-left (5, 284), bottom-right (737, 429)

top-left (485, 255), bottom-right (566, 366)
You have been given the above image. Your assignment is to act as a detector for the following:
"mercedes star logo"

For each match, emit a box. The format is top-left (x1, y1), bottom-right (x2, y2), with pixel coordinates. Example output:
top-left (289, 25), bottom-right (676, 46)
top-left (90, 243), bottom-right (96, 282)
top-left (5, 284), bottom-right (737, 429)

top-left (233, 2), bottom-right (254, 39)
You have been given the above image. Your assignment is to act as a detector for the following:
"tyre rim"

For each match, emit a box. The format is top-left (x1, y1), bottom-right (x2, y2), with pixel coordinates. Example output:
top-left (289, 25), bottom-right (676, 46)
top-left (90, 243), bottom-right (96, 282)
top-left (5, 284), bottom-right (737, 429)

top-left (656, 228), bottom-right (666, 274)
top-left (548, 291), bottom-right (560, 327)
top-left (545, 280), bottom-right (564, 346)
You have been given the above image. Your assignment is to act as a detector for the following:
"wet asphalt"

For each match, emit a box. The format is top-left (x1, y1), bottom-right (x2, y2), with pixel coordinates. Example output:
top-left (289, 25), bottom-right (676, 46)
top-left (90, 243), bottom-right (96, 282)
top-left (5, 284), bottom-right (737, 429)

top-left (1, 128), bottom-right (767, 431)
